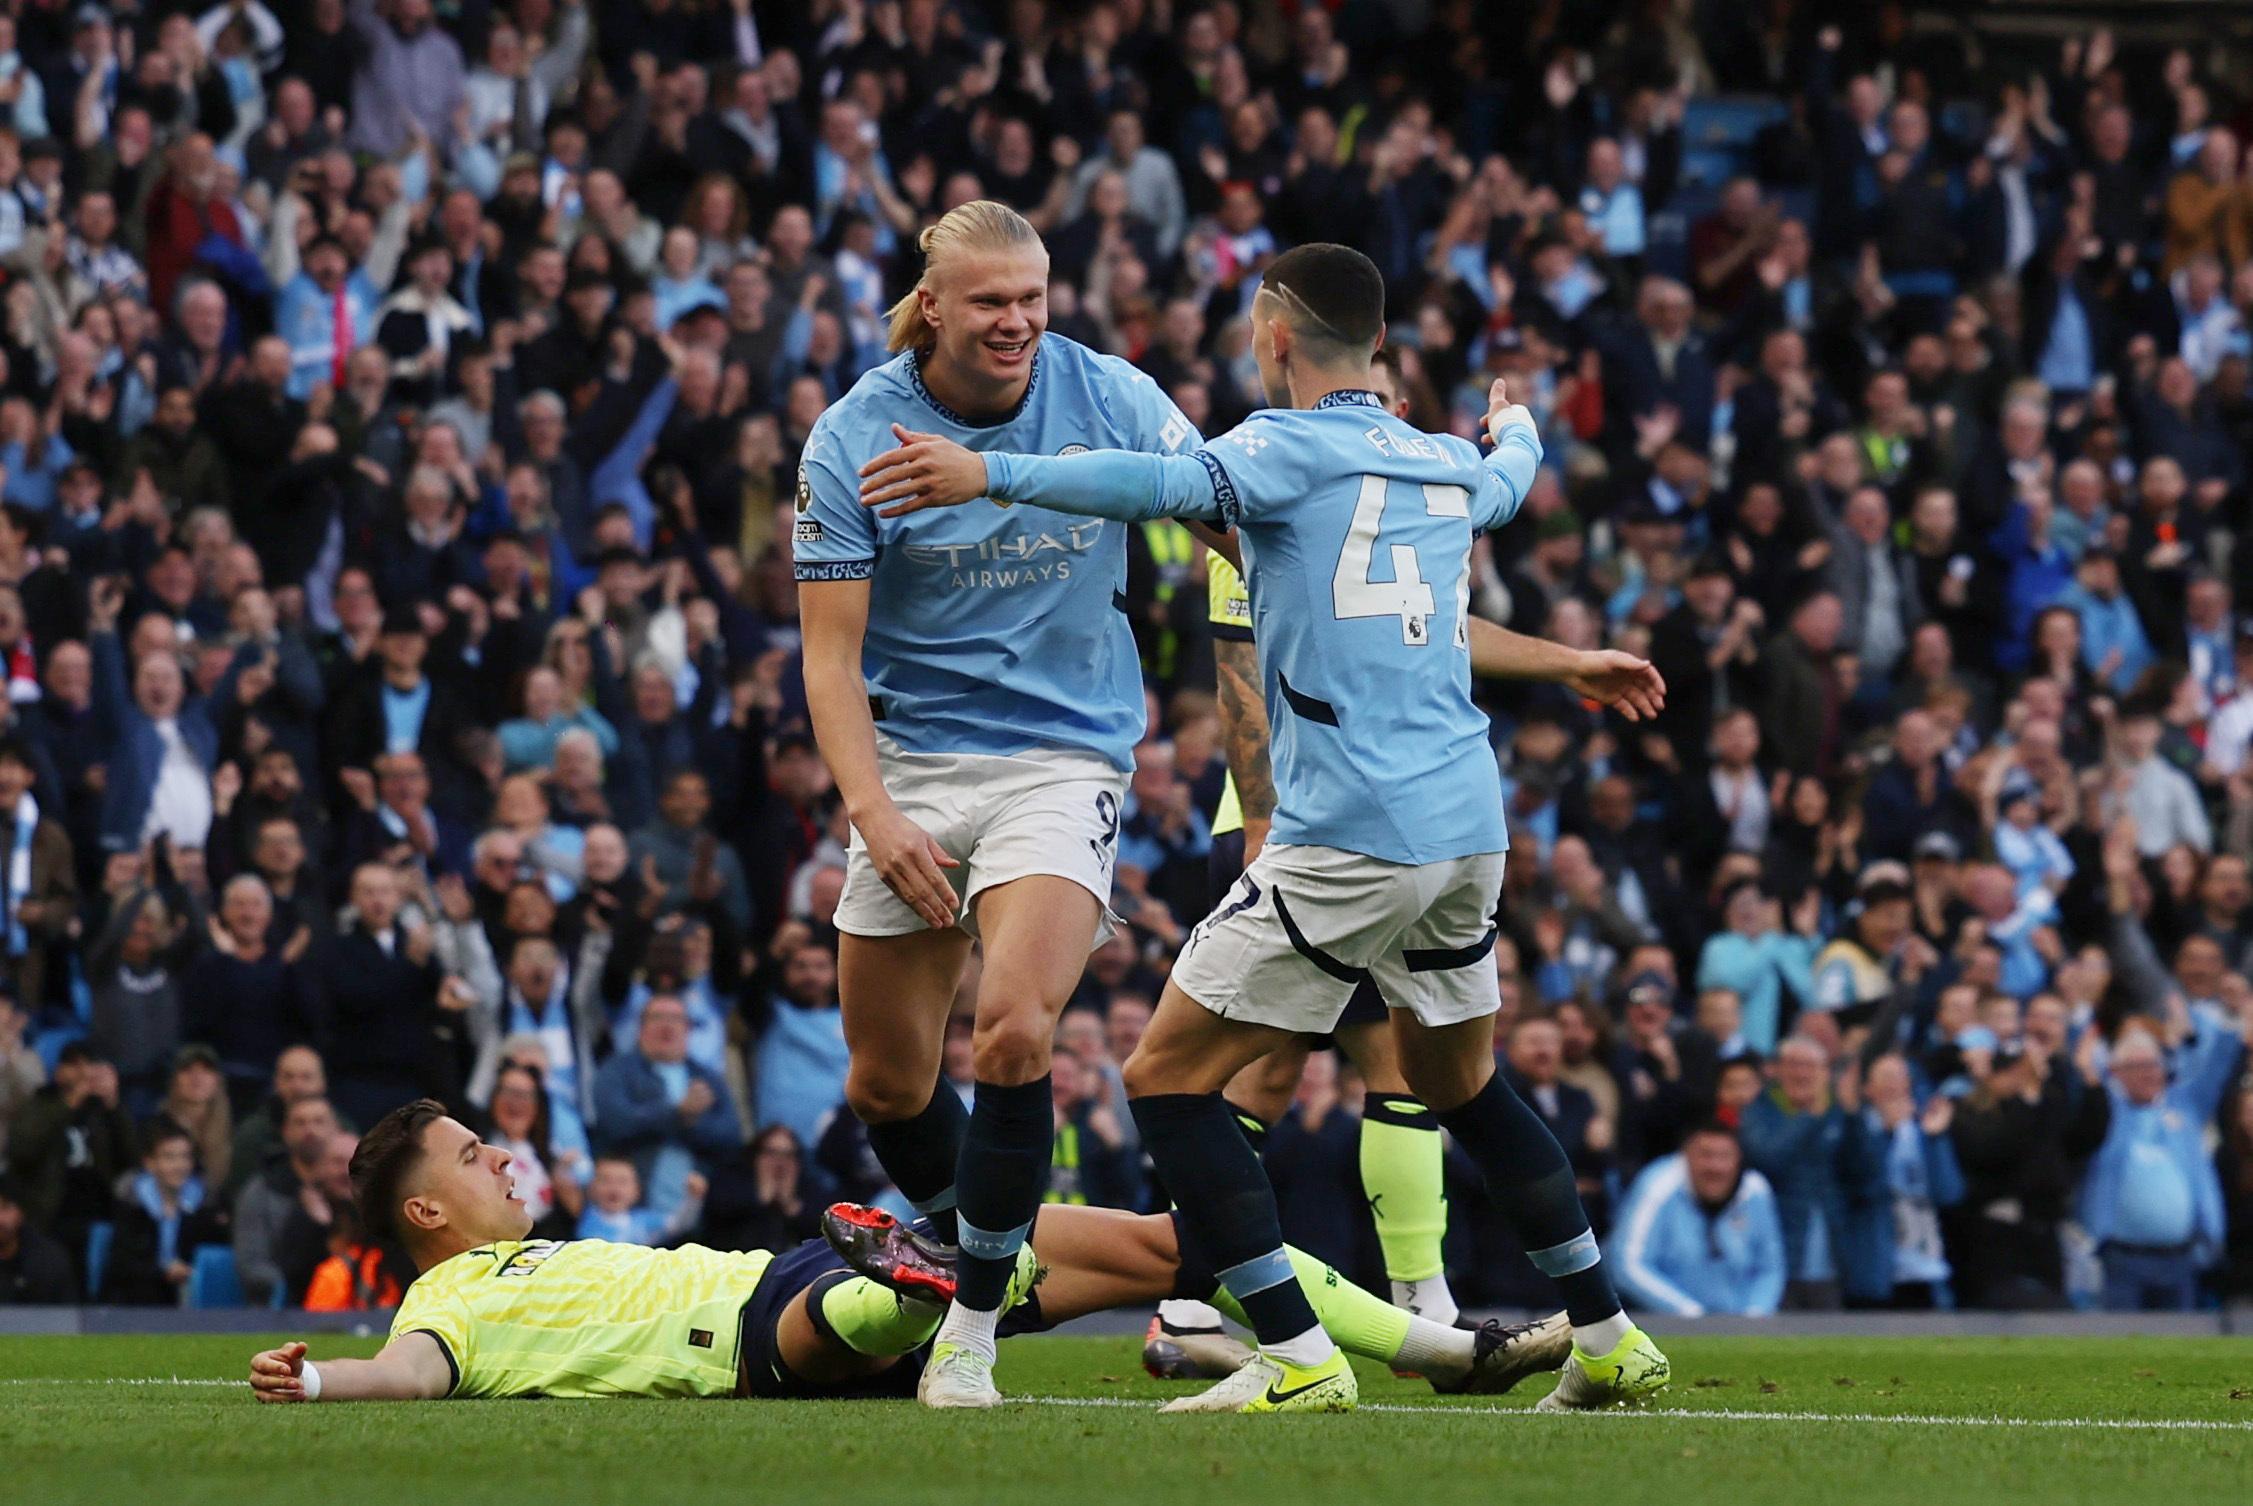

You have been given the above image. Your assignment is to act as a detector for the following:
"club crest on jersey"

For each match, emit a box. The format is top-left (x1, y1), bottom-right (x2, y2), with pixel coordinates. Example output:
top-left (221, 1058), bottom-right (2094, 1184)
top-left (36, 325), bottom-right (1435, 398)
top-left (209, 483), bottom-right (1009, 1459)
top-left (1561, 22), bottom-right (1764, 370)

top-left (795, 465), bottom-right (812, 514)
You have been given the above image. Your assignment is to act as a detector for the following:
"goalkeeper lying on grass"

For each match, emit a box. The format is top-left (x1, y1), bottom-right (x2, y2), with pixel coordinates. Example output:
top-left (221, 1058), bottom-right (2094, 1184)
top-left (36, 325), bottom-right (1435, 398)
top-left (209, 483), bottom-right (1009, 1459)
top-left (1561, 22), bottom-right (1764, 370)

top-left (248, 1100), bottom-right (1568, 1407)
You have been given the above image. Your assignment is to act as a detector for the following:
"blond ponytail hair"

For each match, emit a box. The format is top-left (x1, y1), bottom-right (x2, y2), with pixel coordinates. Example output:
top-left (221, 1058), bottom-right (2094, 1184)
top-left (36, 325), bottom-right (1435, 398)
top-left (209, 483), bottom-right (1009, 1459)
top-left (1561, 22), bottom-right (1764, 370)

top-left (885, 200), bottom-right (1044, 354)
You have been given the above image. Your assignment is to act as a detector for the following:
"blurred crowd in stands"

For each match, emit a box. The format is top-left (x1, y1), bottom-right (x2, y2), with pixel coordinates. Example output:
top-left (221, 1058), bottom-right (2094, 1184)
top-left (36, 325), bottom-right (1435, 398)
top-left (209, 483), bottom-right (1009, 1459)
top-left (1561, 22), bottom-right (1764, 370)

top-left (2, 0), bottom-right (2253, 1317)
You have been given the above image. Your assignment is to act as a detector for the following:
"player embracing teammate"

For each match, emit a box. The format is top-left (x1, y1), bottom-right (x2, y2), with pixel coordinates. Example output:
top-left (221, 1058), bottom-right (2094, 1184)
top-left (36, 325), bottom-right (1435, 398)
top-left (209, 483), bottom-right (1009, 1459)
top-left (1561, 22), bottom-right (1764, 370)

top-left (796, 201), bottom-right (1201, 1407)
top-left (854, 243), bottom-right (1673, 1414)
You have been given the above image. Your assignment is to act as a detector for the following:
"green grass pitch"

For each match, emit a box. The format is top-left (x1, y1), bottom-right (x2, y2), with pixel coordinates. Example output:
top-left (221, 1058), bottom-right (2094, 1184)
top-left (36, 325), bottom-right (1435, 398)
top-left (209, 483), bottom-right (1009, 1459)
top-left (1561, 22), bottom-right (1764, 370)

top-left (4, 1333), bottom-right (2250, 1505)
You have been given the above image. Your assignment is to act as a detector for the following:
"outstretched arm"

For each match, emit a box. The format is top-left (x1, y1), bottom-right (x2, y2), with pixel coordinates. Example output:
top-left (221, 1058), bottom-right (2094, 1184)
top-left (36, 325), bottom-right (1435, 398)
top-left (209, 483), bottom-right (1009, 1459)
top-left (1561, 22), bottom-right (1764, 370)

top-left (1466, 617), bottom-right (1666, 722)
top-left (247, 1335), bottom-right (454, 1404)
top-left (858, 423), bottom-right (1222, 524)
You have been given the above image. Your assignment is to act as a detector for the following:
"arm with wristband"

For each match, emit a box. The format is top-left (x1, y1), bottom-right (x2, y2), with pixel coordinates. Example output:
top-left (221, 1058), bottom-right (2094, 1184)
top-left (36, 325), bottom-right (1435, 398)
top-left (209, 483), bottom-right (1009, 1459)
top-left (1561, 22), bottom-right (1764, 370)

top-left (247, 1334), bottom-right (454, 1403)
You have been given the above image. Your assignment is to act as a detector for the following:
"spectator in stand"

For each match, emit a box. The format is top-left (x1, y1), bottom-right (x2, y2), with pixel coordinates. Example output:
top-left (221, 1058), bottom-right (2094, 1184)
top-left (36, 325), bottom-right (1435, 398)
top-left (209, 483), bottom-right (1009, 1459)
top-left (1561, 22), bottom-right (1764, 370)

top-left (231, 1094), bottom-right (339, 1304)
top-left (2221, 1088), bottom-right (2253, 1299)
top-left (1739, 1035), bottom-right (1882, 1310)
top-left (466, 935), bottom-right (600, 1155)
top-left (87, 576), bottom-right (218, 856)
top-left (750, 940), bottom-right (847, 1151)
top-left (268, 1127), bottom-right (364, 1302)
top-left (2080, 1006), bottom-right (2250, 1310)
top-left (631, 768), bottom-right (750, 935)
top-left (225, 1045), bottom-right (333, 1202)
top-left (699, 1123), bottom-right (821, 1254)
top-left (300, 1201), bottom-right (406, 1311)
top-left (0, 737), bottom-right (77, 1015)
top-left (106, 1116), bottom-right (227, 1305)
top-left (0, 1172), bottom-right (74, 1304)
top-left (8, 1045), bottom-right (134, 1286)
top-left (1045, 1042), bottom-right (1139, 1215)
top-left (84, 881), bottom-right (189, 1117)
top-left (1696, 880), bottom-right (1819, 1057)
top-left (1947, 1033), bottom-right (2110, 1309)
top-left (1854, 1054), bottom-right (1965, 1308)
top-left (592, 992), bottom-right (737, 1221)
top-left (2062, 548), bottom-right (2156, 696)
top-left (576, 1154), bottom-right (703, 1246)
top-left (156, 1046), bottom-right (232, 1193)
top-left (482, 1060), bottom-right (586, 1241)
top-left (319, 862), bottom-right (445, 1128)
top-left (1609, 1122), bottom-right (1785, 1317)
top-left (0, 993), bottom-right (42, 1165)
top-left (182, 875), bottom-right (314, 1112)
top-left (1504, 1013), bottom-right (1612, 1229)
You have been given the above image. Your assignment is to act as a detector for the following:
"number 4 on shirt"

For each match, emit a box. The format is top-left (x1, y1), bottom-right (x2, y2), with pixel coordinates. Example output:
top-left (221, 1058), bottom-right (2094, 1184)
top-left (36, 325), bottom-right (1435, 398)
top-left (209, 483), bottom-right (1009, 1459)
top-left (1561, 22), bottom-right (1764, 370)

top-left (1329, 473), bottom-right (1471, 648)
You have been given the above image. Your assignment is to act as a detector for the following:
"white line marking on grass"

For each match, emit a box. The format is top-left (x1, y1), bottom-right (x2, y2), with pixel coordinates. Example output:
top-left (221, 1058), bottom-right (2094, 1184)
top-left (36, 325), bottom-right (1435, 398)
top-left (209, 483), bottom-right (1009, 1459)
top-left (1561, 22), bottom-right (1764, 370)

top-left (1018, 1396), bottom-right (2253, 1432)
top-left (1, 1377), bottom-right (237, 1387)
top-left (9, 1379), bottom-right (2252, 1432)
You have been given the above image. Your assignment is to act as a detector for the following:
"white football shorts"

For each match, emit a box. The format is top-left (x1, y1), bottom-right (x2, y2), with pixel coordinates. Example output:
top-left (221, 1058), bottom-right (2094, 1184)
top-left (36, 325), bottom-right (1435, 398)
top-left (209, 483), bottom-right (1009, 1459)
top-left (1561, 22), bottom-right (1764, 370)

top-left (836, 740), bottom-right (1128, 944)
top-left (1170, 842), bottom-right (1507, 1031)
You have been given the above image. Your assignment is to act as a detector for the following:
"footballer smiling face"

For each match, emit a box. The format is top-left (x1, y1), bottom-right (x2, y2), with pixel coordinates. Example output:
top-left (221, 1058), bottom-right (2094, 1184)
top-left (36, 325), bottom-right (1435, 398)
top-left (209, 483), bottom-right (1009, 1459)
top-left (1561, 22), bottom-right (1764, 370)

top-left (917, 241), bottom-right (1049, 410)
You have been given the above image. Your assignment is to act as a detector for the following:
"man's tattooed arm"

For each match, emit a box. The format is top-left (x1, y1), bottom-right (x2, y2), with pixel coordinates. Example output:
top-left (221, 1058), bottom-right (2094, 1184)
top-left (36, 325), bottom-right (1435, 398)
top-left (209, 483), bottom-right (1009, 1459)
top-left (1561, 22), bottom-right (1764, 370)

top-left (1212, 635), bottom-right (1275, 861)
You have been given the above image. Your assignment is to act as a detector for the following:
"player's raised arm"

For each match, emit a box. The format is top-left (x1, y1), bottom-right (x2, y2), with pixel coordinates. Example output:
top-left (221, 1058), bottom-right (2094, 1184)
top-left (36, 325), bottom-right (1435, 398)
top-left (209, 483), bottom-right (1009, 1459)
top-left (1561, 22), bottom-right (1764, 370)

top-left (1472, 377), bottom-right (1545, 531)
top-left (858, 422), bottom-right (1223, 524)
top-left (247, 1335), bottom-right (454, 1404)
top-left (1465, 617), bottom-right (1667, 722)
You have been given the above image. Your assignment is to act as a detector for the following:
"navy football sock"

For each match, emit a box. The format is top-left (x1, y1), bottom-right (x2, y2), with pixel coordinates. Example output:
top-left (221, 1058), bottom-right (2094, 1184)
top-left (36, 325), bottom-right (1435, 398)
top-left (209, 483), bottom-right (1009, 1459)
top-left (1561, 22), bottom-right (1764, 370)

top-left (1132, 1092), bottom-right (1319, 1348)
top-left (863, 1078), bottom-right (969, 1246)
top-left (1437, 1071), bottom-right (1622, 1326)
top-left (952, 1075), bottom-right (1053, 1313)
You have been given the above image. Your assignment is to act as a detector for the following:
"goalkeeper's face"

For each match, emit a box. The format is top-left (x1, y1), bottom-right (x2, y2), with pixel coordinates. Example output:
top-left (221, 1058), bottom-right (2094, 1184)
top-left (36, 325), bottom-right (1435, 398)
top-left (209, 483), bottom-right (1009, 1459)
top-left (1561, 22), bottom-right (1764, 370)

top-left (928, 246), bottom-right (1049, 391)
top-left (412, 1116), bottom-right (538, 1248)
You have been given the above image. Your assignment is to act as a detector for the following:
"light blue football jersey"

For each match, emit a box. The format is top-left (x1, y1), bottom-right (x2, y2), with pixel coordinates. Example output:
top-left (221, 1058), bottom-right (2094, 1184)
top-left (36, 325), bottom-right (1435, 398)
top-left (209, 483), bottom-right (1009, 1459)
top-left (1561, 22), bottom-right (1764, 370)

top-left (984, 388), bottom-right (1538, 863)
top-left (793, 335), bottom-right (1199, 771)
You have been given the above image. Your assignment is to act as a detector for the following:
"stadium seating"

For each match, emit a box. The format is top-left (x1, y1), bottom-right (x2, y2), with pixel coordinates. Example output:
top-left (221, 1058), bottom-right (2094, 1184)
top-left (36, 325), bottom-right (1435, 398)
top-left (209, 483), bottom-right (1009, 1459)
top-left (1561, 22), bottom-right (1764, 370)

top-left (84, 1223), bottom-right (112, 1302)
top-left (186, 1247), bottom-right (246, 1310)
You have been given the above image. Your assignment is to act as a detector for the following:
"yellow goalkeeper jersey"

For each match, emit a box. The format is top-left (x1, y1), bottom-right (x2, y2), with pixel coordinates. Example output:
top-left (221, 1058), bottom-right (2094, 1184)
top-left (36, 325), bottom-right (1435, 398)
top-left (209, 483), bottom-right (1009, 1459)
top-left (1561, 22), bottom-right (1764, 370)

top-left (389, 1239), bottom-right (775, 1399)
top-left (1208, 556), bottom-right (1252, 838)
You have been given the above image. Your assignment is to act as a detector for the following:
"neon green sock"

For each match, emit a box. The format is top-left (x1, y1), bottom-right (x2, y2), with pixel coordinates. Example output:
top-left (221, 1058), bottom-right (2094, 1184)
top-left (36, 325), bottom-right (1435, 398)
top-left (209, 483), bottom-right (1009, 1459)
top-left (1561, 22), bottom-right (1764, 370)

top-left (1361, 1096), bottom-right (1447, 1283)
top-left (817, 1277), bottom-right (945, 1358)
top-left (1209, 1245), bottom-right (1412, 1366)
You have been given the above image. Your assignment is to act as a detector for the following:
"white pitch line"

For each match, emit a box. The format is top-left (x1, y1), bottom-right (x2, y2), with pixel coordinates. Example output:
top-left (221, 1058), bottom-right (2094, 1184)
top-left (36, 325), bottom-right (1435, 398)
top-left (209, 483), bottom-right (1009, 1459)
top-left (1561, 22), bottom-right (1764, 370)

top-left (1014, 1395), bottom-right (2253, 1432)
top-left (9, 1378), bottom-right (2253, 1432)
top-left (0, 1377), bottom-right (239, 1387)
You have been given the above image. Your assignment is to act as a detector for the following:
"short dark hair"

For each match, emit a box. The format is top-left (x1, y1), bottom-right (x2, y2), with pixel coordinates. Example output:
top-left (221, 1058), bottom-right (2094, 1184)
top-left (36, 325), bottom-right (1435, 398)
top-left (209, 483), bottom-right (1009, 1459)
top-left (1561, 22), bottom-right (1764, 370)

top-left (0, 734), bottom-right (35, 773)
top-left (1685, 1118), bottom-right (1741, 1145)
top-left (141, 1115), bottom-right (192, 1159)
top-left (1260, 243), bottom-right (1385, 356)
top-left (350, 1098), bottom-right (449, 1246)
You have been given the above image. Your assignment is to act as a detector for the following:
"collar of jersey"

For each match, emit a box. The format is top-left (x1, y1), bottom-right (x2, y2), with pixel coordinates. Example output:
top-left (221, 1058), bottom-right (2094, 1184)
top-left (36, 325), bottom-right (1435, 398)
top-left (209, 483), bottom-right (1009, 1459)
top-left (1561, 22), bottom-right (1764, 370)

top-left (1314, 388), bottom-right (1384, 409)
top-left (905, 345), bottom-right (1044, 428)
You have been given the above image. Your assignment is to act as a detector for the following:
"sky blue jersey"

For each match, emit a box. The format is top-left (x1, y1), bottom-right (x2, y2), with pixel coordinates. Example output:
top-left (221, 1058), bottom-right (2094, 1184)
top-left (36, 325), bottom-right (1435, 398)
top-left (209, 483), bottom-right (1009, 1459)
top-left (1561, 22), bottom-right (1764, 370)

top-left (793, 335), bottom-right (1199, 772)
top-left (984, 389), bottom-right (1538, 864)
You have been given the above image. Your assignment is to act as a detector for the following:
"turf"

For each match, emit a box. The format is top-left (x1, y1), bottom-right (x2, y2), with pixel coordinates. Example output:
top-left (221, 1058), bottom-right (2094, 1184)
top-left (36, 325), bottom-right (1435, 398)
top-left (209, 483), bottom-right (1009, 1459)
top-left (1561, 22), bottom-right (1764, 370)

top-left (3, 1333), bottom-right (2250, 1506)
